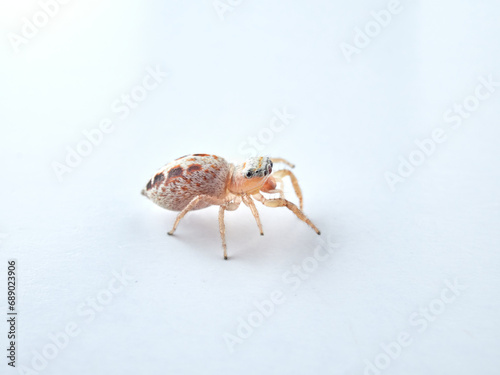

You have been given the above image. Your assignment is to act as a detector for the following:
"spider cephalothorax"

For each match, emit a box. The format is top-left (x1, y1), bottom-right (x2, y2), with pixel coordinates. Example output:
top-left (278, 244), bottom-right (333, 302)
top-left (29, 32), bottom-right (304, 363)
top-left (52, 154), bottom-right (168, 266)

top-left (229, 156), bottom-right (274, 194)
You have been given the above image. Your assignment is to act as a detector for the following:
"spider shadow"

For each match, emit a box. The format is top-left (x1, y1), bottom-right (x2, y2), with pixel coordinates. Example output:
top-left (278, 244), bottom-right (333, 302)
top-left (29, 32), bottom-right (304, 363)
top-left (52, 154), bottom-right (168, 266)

top-left (163, 205), bottom-right (328, 263)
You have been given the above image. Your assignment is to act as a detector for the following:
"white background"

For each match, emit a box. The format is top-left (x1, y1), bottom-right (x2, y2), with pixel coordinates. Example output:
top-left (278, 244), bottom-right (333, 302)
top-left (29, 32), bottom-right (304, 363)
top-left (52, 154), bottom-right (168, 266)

top-left (1, 1), bottom-right (500, 374)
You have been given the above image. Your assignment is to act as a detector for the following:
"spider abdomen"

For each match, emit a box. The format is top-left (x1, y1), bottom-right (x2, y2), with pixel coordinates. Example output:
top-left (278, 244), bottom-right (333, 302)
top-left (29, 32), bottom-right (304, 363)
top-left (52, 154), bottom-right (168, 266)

top-left (142, 154), bottom-right (231, 211)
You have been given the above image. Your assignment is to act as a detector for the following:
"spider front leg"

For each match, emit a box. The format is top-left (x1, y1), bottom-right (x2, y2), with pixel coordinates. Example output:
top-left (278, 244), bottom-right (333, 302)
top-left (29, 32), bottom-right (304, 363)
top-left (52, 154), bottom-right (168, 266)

top-left (272, 169), bottom-right (304, 210)
top-left (168, 195), bottom-right (225, 235)
top-left (261, 176), bottom-right (285, 200)
top-left (253, 193), bottom-right (320, 235)
top-left (271, 158), bottom-right (295, 169)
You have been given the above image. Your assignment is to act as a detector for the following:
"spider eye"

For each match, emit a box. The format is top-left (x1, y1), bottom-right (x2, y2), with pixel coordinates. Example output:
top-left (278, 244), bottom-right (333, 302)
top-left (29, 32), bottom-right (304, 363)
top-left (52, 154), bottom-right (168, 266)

top-left (245, 171), bottom-right (253, 178)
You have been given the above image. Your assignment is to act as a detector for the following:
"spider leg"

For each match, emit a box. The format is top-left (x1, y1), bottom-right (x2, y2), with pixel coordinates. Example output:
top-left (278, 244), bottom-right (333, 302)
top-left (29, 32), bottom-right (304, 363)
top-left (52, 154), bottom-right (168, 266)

top-left (219, 205), bottom-right (228, 260)
top-left (218, 197), bottom-right (241, 260)
top-left (242, 194), bottom-right (264, 235)
top-left (168, 195), bottom-right (225, 235)
top-left (253, 193), bottom-right (320, 235)
top-left (271, 158), bottom-right (295, 168)
top-left (263, 173), bottom-right (285, 196)
top-left (272, 169), bottom-right (304, 210)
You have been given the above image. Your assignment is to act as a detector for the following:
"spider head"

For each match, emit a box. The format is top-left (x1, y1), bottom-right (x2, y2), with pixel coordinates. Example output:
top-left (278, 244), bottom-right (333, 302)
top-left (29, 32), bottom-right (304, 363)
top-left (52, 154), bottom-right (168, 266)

top-left (229, 157), bottom-right (273, 194)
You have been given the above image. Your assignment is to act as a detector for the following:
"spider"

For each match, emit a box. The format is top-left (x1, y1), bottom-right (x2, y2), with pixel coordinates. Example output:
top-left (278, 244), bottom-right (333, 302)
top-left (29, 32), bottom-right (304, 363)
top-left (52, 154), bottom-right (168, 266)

top-left (141, 154), bottom-right (320, 259)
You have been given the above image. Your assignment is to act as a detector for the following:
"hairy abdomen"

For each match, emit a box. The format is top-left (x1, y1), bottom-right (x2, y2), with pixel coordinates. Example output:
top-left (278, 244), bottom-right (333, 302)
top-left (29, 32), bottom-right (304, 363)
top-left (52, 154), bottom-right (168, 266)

top-left (142, 154), bottom-right (230, 211)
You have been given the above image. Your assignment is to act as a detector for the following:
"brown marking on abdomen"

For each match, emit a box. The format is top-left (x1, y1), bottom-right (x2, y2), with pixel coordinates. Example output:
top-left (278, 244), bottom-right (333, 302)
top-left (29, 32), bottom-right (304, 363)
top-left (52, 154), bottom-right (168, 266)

top-left (153, 173), bottom-right (165, 187)
top-left (193, 153), bottom-right (210, 157)
top-left (187, 164), bottom-right (202, 173)
top-left (166, 166), bottom-right (184, 184)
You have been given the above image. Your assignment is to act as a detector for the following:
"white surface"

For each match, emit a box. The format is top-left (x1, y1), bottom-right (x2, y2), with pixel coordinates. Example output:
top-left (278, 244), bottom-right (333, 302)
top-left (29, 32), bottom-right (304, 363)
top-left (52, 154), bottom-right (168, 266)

top-left (1, 1), bottom-right (500, 374)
